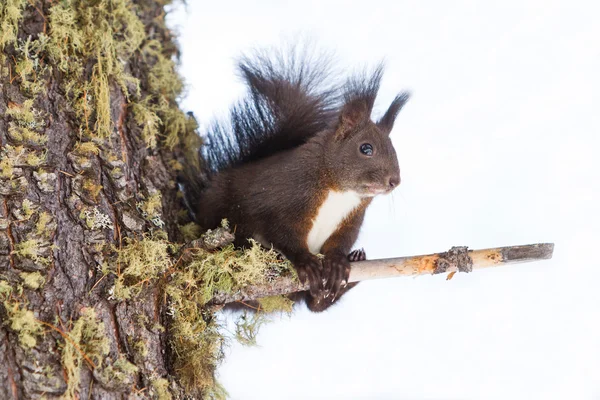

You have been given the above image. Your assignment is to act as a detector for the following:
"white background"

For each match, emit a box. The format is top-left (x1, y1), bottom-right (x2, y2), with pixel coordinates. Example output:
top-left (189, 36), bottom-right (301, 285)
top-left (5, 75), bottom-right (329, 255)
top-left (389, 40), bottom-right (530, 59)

top-left (168, 1), bottom-right (600, 399)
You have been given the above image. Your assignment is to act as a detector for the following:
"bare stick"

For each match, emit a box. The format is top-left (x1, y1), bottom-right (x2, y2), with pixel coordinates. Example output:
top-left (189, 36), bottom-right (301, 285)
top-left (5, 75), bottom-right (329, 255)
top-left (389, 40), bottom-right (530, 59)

top-left (210, 243), bottom-right (554, 305)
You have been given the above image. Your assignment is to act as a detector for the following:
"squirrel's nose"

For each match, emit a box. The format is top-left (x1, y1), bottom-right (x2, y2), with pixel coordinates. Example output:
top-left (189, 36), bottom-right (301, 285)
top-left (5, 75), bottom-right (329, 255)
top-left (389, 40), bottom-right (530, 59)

top-left (387, 175), bottom-right (400, 189)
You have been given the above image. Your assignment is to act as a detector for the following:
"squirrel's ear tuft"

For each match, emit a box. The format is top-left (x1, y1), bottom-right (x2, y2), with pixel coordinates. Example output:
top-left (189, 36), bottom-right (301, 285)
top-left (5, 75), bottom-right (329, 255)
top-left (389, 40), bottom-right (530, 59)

top-left (377, 92), bottom-right (410, 135)
top-left (336, 100), bottom-right (369, 139)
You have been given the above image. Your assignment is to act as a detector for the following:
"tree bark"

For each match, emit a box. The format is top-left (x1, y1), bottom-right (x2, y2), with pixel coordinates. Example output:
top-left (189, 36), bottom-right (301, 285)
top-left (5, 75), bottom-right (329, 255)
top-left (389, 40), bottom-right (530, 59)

top-left (0, 0), bottom-right (193, 398)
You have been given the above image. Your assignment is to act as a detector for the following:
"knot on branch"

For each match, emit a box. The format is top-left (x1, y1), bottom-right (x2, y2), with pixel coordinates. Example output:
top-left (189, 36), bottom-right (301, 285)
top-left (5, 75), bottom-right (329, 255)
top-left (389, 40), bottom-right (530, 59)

top-left (434, 246), bottom-right (473, 274)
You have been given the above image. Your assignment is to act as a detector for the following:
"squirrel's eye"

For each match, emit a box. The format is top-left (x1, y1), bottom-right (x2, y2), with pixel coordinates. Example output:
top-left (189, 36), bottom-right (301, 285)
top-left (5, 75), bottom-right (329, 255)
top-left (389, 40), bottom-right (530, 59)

top-left (360, 143), bottom-right (373, 156)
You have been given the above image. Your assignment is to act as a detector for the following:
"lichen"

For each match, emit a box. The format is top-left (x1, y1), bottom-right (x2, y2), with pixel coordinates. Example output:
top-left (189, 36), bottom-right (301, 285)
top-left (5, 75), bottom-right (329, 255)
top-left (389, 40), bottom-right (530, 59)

top-left (235, 312), bottom-right (267, 347)
top-left (2, 299), bottom-right (44, 349)
top-left (12, 238), bottom-right (53, 266)
top-left (179, 221), bottom-right (202, 243)
top-left (8, 125), bottom-right (48, 146)
top-left (0, 0), bottom-right (28, 69)
top-left (20, 271), bottom-right (46, 289)
top-left (46, 0), bottom-right (145, 138)
top-left (35, 211), bottom-right (54, 237)
top-left (73, 141), bottom-right (101, 156)
top-left (136, 192), bottom-right (165, 228)
top-left (5, 99), bottom-right (38, 127)
top-left (109, 231), bottom-right (176, 300)
top-left (97, 355), bottom-right (139, 388)
top-left (164, 239), bottom-right (294, 391)
top-left (150, 378), bottom-right (172, 400)
top-left (0, 280), bottom-right (13, 296)
top-left (257, 295), bottom-right (295, 314)
top-left (13, 35), bottom-right (50, 95)
top-left (0, 145), bottom-right (46, 179)
top-left (81, 207), bottom-right (113, 230)
top-left (132, 101), bottom-right (161, 148)
top-left (62, 307), bottom-right (110, 399)
top-left (21, 198), bottom-right (37, 219)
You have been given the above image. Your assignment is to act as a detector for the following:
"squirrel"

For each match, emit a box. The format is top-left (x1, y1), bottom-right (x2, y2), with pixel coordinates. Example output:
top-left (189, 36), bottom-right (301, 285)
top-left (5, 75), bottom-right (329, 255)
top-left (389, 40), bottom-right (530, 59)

top-left (183, 46), bottom-right (409, 312)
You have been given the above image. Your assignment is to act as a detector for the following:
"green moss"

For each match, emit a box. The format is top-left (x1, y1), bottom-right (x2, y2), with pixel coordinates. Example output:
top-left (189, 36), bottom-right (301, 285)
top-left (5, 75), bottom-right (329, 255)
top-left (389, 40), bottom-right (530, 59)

top-left (62, 307), bottom-right (110, 399)
top-left (26, 150), bottom-right (46, 167)
top-left (0, 145), bottom-right (46, 179)
top-left (164, 240), bottom-right (294, 391)
top-left (0, 155), bottom-right (15, 179)
top-left (98, 355), bottom-right (139, 387)
top-left (169, 159), bottom-right (184, 172)
top-left (109, 231), bottom-right (176, 300)
top-left (73, 141), bottom-right (101, 156)
top-left (179, 222), bottom-right (202, 242)
top-left (3, 300), bottom-right (44, 349)
top-left (44, 0), bottom-right (145, 138)
top-left (14, 35), bottom-right (50, 95)
top-left (151, 378), bottom-right (172, 400)
top-left (132, 101), bottom-right (161, 148)
top-left (35, 211), bottom-right (54, 237)
top-left (21, 198), bottom-right (37, 219)
top-left (142, 192), bottom-right (163, 217)
top-left (257, 295), bottom-right (294, 314)
top-left (133, 339), bottom-right (149, 358)
top-left (0, 0), bottom-right (27, 52)
top-left (0, 281), bottom-right (13, 297)
top-left (235, 297), bottom-right (293, 347)
top-left (137, 192), bottom-right (165, 227)
top-left (170, 240), bottom-right (292, 306)
top-left (20, 271), bottom-right (46, 289)
top-left (235, 312), bottom-right (267, 347)
top-left (12, 238), bottom-right (52, 265)
top-left (8, 125), bottom-right (48, 146)
top-left (82, 178), bottom-right (103, 201)
top-left (5, 99), bottom-right (36, 127)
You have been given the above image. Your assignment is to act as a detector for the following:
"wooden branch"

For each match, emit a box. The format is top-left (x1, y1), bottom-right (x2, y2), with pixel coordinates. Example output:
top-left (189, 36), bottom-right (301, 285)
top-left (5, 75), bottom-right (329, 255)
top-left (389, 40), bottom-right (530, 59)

top-left (211, 243), bottom-right (554, 305)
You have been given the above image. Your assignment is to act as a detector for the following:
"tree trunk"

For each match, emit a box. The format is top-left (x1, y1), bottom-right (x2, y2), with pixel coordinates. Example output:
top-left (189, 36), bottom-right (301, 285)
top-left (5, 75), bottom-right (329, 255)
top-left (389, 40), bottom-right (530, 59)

top-left (0, 0), bottom-right (197, 398)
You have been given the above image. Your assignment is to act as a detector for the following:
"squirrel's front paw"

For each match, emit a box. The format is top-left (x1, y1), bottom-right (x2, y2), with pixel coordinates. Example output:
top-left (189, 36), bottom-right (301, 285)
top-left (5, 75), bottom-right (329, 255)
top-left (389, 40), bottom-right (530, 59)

top-left (295, 254), bottom-right (323, 297)
top-left (323, 252), bottom-right (351, 299)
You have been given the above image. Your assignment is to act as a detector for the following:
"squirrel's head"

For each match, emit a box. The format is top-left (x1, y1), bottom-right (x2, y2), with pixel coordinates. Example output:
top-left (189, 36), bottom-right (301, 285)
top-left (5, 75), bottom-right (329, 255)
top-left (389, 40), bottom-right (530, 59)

top-left (326, 93), bottom-right (409, 197)
top-left (325, 91), bottom-right (409, 197)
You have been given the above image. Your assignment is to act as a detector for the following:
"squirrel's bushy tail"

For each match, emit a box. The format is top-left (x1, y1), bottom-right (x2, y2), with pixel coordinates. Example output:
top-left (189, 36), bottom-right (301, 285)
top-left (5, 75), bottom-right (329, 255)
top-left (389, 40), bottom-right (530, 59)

top-left (201, 44), bottom-right (340, 173)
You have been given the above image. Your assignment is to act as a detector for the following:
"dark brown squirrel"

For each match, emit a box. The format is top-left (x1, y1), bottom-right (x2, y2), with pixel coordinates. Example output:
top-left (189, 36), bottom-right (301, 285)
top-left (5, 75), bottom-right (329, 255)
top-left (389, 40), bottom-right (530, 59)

top-left (184, 47), bottom-right (409, 312)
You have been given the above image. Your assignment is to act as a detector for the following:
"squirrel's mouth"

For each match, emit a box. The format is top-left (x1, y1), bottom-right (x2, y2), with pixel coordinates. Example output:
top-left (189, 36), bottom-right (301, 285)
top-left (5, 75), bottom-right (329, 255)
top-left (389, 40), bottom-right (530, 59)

top-left (360, 184), bottom-right (393, 197)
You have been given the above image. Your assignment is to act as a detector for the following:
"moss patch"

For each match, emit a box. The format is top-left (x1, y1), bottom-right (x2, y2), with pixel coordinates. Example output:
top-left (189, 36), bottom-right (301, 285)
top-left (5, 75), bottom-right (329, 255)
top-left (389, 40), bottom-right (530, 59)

top-left (20, 271), bottom-right (45, 289)
top-left (179, 221), bottom-right (202, 243)
top-left (0, 284), bottom-right (44, 349)
top-left (258, 295), bottom-right (295, 314)
top-left (0, 0), bottom-right (28, 53)
top-left (151, 377), bottom-right (173, 400)
top-left (62, 307), bottom-right (110, 399)
top-left (109, 231), bottom-right (176, 300)
top-left (165, 239), bottom-right (294, 391)
top-left (4, 301), bottom-right (44, 348)
top-left (12, 238), bottom-right (53, 266)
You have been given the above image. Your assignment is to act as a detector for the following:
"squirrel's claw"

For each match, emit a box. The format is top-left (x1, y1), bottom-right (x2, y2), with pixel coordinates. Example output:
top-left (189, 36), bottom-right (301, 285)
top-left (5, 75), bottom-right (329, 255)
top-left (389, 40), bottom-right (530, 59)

top-left (295, 253), bottom-right (323, 297)
top-left (347, 248), bottom-right (366, 262)
top-left (322, 252), bottom-right (351, 300)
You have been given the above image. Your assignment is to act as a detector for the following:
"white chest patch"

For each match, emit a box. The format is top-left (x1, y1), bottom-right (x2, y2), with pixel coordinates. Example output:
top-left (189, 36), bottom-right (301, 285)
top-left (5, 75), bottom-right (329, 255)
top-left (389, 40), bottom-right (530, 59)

top-left (306, 190), bottom-right (362, 254)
